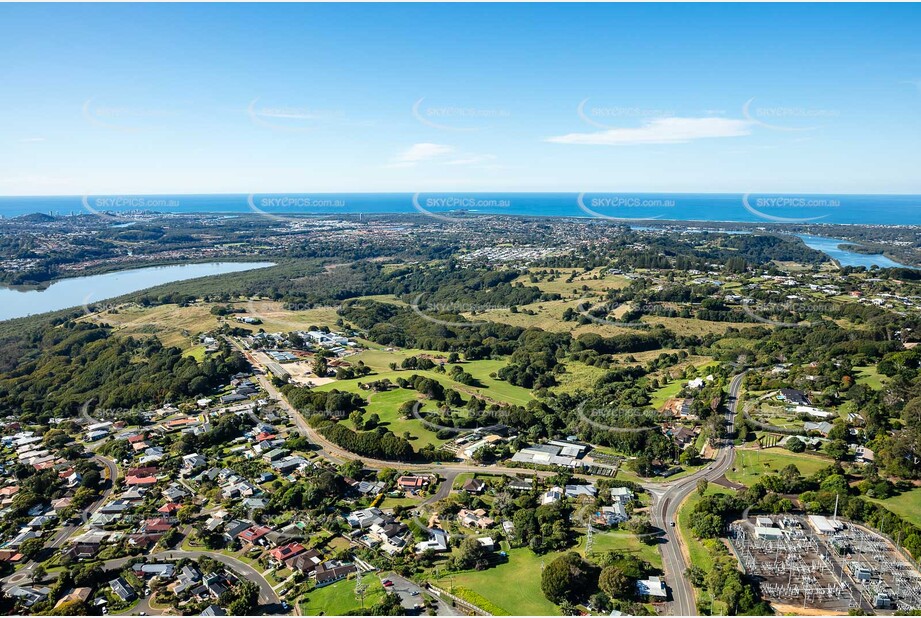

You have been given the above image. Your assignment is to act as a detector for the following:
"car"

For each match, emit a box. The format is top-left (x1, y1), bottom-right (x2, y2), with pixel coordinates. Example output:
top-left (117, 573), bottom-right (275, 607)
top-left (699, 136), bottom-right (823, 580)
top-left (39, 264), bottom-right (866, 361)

top-left (382, 580), bottom-right (393, 587)
top-left (410, 591), bottom-right (420, 596)
top-left (670, 521), bottom-right (676, 527)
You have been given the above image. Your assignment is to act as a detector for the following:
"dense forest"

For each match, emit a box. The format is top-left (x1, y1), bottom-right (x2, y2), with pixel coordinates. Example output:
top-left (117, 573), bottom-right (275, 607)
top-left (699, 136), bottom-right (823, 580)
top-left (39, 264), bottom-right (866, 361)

top-left (0, 322), bottom-right (249, 422)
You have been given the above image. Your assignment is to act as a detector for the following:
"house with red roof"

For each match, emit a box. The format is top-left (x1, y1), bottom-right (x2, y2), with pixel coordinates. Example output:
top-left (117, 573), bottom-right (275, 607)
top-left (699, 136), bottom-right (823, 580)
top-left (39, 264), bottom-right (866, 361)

top-left (237, 525), bottom-right (272, 545)
top-left (158, 503), bottom-right (182, 515)
top-left (126, 475), bottom-right (158, 486)
top-left (396, 475), bottom-right (429, 491)
top-left (269, 542), bottom-right (305, 563)
top-left (142, 518), bottom-right (173, 533)
top-left (126, 466), bottom-right (158, 477)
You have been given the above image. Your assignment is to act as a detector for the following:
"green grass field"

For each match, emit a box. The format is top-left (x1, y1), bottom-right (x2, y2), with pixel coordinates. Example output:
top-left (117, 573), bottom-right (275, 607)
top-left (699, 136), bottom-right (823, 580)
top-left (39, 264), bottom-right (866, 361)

top-left (441, 528), bottom-right (662, 616)
top-left (867, 488), bottom-right (921, 529)
top-left (439, 547), bottom-right (561, 616)
top-left (649, 378), bottom-right (685, 409)
top-left (313, 351), bottom-right (533, 446)
top-left (300, 578), bottom-right (386, 615)
top-left (853, 365), bottom-right (888, 390)
top-left (725, 448), bottom-right (830, 487)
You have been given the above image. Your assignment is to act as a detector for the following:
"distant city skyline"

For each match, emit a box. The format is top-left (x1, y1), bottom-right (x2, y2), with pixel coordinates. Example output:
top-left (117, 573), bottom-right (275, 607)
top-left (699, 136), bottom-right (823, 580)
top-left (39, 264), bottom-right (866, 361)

top-left (2, 3), bottom-right (921, 195)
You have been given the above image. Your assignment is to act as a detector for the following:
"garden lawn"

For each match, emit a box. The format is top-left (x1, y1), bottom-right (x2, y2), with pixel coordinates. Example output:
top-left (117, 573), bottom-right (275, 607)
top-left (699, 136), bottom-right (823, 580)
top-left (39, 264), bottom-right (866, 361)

top-left (867, 488), bottom-right (921, 530)
top-left (300, 578), bottom-right (386, 615)
top-left (573, 528), bottom-right (663, 570)
top-left (725, 448), bottom-right (831, 487)
top-left (439, 547), bottom-right (561, 616)
top-left (853, 365), bottom-right (887, 390)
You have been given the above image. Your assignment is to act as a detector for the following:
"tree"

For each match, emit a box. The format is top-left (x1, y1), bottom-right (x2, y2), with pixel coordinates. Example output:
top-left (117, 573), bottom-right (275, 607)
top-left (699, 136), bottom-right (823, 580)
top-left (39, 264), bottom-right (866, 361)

top-left (177, 505), bottom-right (200, 524)
top-left (31, 564), bottom-right (47, 586)
top-left (541, 552), bottom-right (598, 605)
top-left (452, 537), bottom-right (490, 571)
top-left (825, 439), bottom-right (849, 461)
top-left (18, 537), bottom-right (45, 560)
top-left (697, 478), bottom-right (709, 497)
top-left (786, 436), bottom-right (806, 453)
top-left (681, 446), bottom-right (701, 466)
top-left (690, 512), bottom-right (723, 539)
top-left (340, 458), bottom-right (364, 479)
top-left (599, 565), bottom-right (631, 600)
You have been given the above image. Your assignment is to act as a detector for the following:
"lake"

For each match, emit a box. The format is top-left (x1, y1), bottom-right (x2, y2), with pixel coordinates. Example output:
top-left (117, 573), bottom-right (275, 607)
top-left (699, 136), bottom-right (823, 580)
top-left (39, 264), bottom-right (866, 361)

top-left (795, 235), bottom-right (909, 269)
top-left (0, 261), bottom-right (275, 322)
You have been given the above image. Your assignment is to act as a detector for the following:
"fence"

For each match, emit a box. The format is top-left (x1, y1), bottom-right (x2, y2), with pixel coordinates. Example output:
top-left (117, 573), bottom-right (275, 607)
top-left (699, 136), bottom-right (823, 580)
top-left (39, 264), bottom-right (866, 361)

top-left (425, 582), bottom-right (492, 616)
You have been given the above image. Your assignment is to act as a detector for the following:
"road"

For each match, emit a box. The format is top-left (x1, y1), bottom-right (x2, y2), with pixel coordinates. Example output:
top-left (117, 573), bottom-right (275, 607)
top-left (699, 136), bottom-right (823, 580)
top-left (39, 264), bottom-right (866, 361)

top-left (102, 549), bottom-right (280, 606)
top-left (380, 573), bottom-right (456, 616)
top-left (234, 334), bottom-right (750, 615)
top-left (2, 452), bottom-right (118, 590)
top-left (229, 336), bottom-right (555, 481)
top-left (648, 371), bottom-right (745, 616)
top-left (154, 550), bottom-right (280, 606)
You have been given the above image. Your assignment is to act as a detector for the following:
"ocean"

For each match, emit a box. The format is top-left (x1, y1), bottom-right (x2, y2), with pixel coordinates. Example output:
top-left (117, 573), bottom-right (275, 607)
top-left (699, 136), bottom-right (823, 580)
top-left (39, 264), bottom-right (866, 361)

top-left (0, 193), bottom-right (919, 226)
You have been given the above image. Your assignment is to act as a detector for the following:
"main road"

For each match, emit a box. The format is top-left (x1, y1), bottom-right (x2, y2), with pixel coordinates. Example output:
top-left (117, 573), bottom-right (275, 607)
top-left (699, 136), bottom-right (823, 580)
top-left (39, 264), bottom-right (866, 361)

top-left (648, 371), bottom-right (745, 616)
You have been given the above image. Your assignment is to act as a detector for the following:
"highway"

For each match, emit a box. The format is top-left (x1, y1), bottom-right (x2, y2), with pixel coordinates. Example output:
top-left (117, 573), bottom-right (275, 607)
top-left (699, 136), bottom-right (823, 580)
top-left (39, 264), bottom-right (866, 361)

top-left (649, 371), bottom-right (745, 616)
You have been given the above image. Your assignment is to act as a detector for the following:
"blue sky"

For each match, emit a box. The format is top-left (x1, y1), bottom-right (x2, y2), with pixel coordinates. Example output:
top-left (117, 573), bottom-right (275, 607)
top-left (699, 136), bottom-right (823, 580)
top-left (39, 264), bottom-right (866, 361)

top-left (2, 3), bottom-right (920, 195)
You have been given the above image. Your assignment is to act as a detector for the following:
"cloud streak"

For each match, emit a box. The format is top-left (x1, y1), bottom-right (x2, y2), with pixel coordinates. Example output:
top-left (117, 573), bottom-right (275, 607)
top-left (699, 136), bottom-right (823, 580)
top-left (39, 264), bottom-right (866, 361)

top-left (547, 117), bottom-right (752, 145)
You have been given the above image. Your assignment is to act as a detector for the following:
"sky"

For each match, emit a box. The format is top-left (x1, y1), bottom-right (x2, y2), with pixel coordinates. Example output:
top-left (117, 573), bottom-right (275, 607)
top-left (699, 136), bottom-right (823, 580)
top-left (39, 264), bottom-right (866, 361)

top-left (1, 3), bottom-right (921, 195)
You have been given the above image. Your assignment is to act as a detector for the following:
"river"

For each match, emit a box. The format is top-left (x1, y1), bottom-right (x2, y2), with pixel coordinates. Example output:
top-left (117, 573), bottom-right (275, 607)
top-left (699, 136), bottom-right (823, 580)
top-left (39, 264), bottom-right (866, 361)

top-left (0, 261), bottom-right (275, 322)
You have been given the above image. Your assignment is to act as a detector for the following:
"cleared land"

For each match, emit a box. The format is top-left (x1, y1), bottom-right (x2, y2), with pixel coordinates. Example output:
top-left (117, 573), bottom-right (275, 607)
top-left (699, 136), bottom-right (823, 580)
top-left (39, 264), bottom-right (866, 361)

top-left (867, 487), bottom-right (921, 529)
top-left (725, 448), bottom-right (830, 487)
top-left (439, 529), bottom-right (662, 616)
top-left (299, 578), bottom-right (386, 615)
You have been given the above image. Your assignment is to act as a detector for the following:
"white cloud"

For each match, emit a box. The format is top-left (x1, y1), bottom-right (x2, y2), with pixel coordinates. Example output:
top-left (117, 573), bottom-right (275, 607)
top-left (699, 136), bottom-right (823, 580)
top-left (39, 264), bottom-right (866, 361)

top-left (389, 142), bottom-right (455, 167)
top-left (547, 117), bottom-right (752, 145)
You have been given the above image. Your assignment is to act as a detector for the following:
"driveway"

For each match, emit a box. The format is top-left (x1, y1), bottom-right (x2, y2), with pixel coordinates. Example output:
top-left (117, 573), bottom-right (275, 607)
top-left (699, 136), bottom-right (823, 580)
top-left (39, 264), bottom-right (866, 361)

top-left (381, 573), bottom-right (457, 616)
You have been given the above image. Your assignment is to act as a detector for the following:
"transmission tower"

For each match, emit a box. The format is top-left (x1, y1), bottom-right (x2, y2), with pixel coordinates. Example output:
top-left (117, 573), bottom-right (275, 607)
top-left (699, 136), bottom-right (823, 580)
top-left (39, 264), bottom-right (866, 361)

top-left (586, 520), bottom-right (595, 555)
top-left (355, 567), bottom-right (367, 609)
